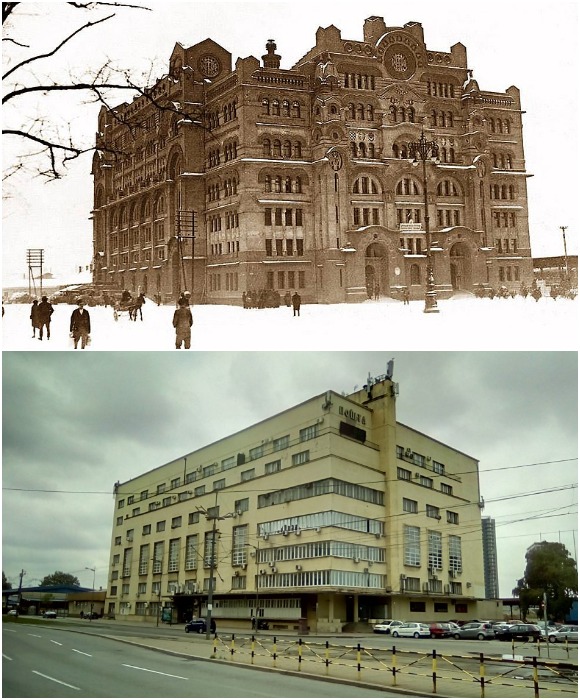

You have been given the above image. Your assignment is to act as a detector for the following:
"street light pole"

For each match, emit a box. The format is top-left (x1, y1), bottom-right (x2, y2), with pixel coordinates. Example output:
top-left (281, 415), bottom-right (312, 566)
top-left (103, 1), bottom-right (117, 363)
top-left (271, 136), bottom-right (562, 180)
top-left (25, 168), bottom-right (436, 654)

top-left (85, 567), bottom-right (96, 621)
top-left (409, 129), bottom-right (440, 313)
top-left (244, 542), bottom-right (260, 629)
top-left (560, 225), bottom-right (569, 281)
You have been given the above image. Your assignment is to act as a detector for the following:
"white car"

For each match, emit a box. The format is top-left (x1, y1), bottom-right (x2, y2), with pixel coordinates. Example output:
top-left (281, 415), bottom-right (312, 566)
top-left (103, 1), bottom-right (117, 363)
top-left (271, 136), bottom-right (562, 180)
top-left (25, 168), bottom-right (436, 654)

top-left (548, 625), bottom-right (578, 643)
top-left (392, 622), bottom-right (431, 638)
top-left (373, 619), bottom-right (403, 634)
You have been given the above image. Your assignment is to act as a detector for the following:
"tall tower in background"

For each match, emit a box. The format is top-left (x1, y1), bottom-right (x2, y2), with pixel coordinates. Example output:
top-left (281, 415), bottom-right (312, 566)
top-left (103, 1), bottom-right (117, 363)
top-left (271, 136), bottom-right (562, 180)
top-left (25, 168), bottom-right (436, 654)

top-left (482, 516), bottom-right (499, 598)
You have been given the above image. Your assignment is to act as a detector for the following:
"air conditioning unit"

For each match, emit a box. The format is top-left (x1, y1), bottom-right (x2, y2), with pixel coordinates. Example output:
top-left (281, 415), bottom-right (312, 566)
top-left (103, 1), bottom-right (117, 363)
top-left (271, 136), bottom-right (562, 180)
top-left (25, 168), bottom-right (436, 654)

top-left (234, 571), bottom-right (239, 577)
top-left (363, 568), bottom-right (369, 574)
top-left (315, 527), bottom-right (321, 533)
top-left (295, 529), bottom-right (301, 537)
top-left (353, 557), bottom-right (360, 564)
top-left (295, 565), bottom-right (302, 571)
top-left (435, 515), bottom-right (441, 520)
top-left (263, 534), bottom-right (269, 541)
top-left (405, 449), bottom-right (412, 457)
top-left (414, 473), bottom-right (420, 479)
top-left (385, 586), bottom-right (393, 593)
top-left (236, 510), bottom-right (243, 517)
top-left (144, 602), bottom-right (149, 608)
top-left (241, 564), bottom-right (247, 570)
top-left (269, 562), bottom-right (275, 568)
top-left (282, 531), bottom-right (289, 537)
top-left (271, 567), bottom-right (277, 573)
top-left (259, 569), bottom-right (267, 575)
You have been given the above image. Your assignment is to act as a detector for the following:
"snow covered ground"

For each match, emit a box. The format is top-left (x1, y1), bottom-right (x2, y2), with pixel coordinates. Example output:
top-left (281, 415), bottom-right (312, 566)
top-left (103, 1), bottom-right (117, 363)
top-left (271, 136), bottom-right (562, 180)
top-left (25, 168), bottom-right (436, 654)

top-left (2, 294), bottom-right (578, 351)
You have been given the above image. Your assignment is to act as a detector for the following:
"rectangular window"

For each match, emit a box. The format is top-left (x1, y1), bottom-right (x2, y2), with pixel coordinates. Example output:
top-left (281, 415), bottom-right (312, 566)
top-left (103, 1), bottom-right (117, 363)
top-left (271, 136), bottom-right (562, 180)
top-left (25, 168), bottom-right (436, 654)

top-left (273, 435), bottom-right (289, 451)
top-left (296, 239), bottom-right (304, 256)
top-left (431, 462), bottom-right (444, 476)
top-left (221, 456), bottom-right (236, 470)
top-left (142, 524), bottom-right (151, 536)
top-left (295, 209), bottom-right (303, 226)
top-left (449, 535), bottom-right (462, 572)
top-left (194, 485), bottom-right (206, 497)
top-left (185, 534), bottom-right (198, 570)
top-left (265, 460), bottom-right (282, 475)
top-left (232, 524), bottom-right (248, 566)
top-left (171, 516), bottom-right (182, 529)
top-left (403, 498), bottom-right (418, 514)
top-left (241, 468), bottom-right (255, 482)
top-left (127, 495), bottom-right (134, 505)
top-left (446, 511), bottom-right (459, 525)
top-left (156, 484), bottom-right (166, 495)
top-left (410, 601), bottom-right (426, 613)
top-left (168, 538), bottom-right (180, 573)
top-left (426, 505), bottom-right (440, 519)
top-left (292, 450), bottom-right (310, 466)
top-left (249, 445), bottom-right (264, 460)
top-left (428, 530), bottom-right (443, 570)
top-left (300, 425), bottom-right (318, 442)
top-left (275, 208), bottom-right (282, 226)
top-left (264, 208), bottom-right (272, 225)
top-left (188, 512), bottom-right (200, 525)
top-left (404, 525), bottom-right (421, 566)
top-left (234, 498), bottom-right (249, 514)
top-left (156, 521), bottom-right (165, 532)
top-left (265, 239), bottom-right (273, 256)
top-left (419, 476), bottom-right (433, 488)
top-left (204, 531), bottom-right (218, 568)
top-left (440, 483), bottom-right (453, 495)
top-left (213, 478), bottom-right (226, 491)
top-left (140, 490), bottom-right (148, 501)
top-left (277, 271), bottom-right (285, 289)
top-left (171, 478), bottom-right (180, 489)
top-left (397, 467), bottom-right (412, 481)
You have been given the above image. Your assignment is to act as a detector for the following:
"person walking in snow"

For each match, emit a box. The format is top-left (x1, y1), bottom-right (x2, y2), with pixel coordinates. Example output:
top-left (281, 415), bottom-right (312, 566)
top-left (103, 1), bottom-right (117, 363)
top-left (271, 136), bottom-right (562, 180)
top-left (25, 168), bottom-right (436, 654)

top-left (30, 299), bottom-right (40, 338)
top-left (173, 298), bottom-right (193, 349)
top-left (291, 291), bottom-right (301, 317)
top-left (70, 299), bottom-right (91, 349)
top-left (37, 295), bottom-right (54, 340)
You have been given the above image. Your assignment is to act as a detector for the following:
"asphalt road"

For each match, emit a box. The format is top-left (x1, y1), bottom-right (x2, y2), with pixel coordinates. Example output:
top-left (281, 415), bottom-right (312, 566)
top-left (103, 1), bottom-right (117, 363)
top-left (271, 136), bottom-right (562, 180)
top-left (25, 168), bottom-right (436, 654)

top-left (2, 624), bottom-right (398, 698)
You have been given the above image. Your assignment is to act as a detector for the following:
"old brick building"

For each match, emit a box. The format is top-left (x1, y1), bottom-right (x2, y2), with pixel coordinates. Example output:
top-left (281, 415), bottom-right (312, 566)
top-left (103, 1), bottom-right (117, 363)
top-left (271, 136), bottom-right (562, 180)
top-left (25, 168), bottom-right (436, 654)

top-left (92, 16), bottom-right (533, 304)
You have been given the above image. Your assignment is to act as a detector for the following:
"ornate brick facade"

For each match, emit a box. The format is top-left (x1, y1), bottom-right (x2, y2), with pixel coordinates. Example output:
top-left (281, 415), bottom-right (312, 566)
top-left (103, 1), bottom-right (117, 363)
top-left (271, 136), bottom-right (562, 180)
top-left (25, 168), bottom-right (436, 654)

top-left (92, 17), bottom-right (533, 304)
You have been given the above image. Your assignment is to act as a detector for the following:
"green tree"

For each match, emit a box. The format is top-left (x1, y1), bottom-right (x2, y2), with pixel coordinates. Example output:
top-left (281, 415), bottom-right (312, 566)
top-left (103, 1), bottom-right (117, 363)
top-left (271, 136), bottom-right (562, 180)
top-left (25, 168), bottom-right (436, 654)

top-left (40, 571), bottom-right (80, 587)
top-left (2, 571), bottom-right (12, 589)
top-left (513, 542), bottom-right (578, 621)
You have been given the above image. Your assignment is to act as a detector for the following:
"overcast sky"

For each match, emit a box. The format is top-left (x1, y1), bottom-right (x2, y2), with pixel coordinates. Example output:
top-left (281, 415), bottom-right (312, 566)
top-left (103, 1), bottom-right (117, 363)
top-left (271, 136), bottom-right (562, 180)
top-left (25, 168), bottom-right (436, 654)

top-left (2, 351), bottom-right (577, 597)
top-left (2, 0), bottom-right (578, 282)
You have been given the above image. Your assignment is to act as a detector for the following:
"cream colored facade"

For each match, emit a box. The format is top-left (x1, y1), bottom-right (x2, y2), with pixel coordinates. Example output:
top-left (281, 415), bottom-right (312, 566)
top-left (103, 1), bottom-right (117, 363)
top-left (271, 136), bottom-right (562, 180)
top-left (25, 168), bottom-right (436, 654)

top-left (106, 375), bottom-right (485, 632)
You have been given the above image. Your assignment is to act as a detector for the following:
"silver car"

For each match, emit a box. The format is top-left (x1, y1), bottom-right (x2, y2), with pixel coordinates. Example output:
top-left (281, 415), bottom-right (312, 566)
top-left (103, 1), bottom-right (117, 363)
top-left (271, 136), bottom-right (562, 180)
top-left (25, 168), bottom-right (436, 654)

top-left (453, 622), bottom-right (495, 640)
top-left (548, 625), bottom-right (578, 643)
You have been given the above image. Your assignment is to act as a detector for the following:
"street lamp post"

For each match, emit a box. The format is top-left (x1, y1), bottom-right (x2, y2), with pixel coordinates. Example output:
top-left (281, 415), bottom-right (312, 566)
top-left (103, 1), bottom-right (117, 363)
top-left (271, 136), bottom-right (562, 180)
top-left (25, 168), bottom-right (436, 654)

top-left (85, 567), bottom-right (96, 621)
top-left (560, 225), bottom-right (569, 282)
top-left (199, 497), bottom-right (235, 640)
top-left (244, 543), bottom-right (260, 630)
top-left (408, 129), bottom-right (440, 313)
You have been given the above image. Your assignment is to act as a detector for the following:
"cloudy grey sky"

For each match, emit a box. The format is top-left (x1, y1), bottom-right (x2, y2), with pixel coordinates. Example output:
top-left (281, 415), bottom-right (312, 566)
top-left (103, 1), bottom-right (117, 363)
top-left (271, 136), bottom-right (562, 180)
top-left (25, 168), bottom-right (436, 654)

top-left (2, 0), bottom-right (578, 283)
top-left (2, 351), bottom-right (577, 597)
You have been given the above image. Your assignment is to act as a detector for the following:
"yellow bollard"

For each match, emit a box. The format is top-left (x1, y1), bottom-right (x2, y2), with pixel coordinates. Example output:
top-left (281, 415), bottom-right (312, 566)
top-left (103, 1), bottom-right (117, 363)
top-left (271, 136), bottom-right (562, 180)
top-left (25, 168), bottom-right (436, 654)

top-left (273, 636), bottom-right (277, 668)
top-left (391, 645), bottom-right (397, 686)
top-left (432, 649), bottom-right (437, 694)
top-left (325, 640), bottom-right (330, 675)
top-left (230, 633), bottom-right (236, 659)
top-left (356, 643), bottom-right (361, 681)
top-left (251, 634), bottom-right (255, 665)
top-left (479, 652), bottom-right (485, 698)
top-left (298, 638), bottom-right (302, 672)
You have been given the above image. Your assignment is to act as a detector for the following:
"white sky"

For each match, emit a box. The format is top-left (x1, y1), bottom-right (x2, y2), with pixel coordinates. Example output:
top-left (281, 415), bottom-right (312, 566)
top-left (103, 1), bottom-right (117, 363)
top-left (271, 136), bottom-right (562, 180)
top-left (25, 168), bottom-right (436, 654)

top-left (2, 0), bottom-right (579, 280)
top-left (2, 350), bottom-right (577, 598)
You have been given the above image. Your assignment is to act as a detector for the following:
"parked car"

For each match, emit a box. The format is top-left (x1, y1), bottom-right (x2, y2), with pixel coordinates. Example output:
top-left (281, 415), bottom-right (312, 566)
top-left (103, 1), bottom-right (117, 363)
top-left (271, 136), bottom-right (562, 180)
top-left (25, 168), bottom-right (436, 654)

top-left (7, 609), bottom-right (18, 616)
top-left (453, 622), bottom-right (495, 640)
top-left (495, 624), bottom-right (542, 642)
top-left (429, 622), bottom-right (454, 638)
top-left (492, 621), bottom-right (511, 634)
top-left (184, 618), bottom-right (216, 634)
top-left (392, 622), bottom-right (431, 638)
top-left (373, 619), bottom-right (404, 634)
top-left (548, 625), bottom-right (578, 643)
top-left (42, 611), bottom-right (57, 619)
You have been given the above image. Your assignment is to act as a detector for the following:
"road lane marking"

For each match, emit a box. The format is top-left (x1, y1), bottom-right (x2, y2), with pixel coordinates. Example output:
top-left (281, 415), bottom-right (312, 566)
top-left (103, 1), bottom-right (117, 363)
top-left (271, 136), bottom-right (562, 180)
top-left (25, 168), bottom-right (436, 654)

top-left (3, 654), bottom-right (13, 661)
top-left (32, 670), bottom-right (80, 690)
top-left (122, 664), bottom-right (188, 680)
top-left (72, 649), bottom-right (92, 657)
top-left (28, 634), bottom-right (42, 638)
top-left (50, 640), bottom-right (63, 646)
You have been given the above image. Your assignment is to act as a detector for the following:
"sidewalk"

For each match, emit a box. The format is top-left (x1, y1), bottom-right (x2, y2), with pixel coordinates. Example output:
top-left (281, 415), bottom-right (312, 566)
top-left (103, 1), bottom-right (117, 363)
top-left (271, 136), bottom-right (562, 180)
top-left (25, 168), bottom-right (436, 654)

top-left (87, 626), bottom-right (577, 699)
